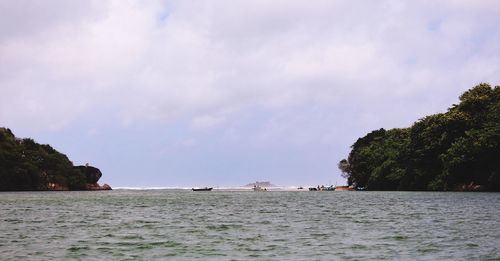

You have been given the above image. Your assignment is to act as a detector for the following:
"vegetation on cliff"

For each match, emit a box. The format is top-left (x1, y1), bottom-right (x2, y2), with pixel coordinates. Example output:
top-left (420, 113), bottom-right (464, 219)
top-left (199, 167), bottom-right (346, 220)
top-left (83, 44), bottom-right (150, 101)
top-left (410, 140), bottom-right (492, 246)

top-left (0, 128), bottom-right (109, 191)
top-left (339, 83), bottom-right (500, 191)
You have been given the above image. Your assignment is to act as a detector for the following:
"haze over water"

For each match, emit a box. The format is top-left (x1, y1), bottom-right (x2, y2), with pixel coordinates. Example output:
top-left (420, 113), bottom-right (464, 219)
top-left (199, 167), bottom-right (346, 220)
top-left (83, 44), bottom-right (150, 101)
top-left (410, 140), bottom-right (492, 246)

top-left (1, 190), bottom-right (499, 260)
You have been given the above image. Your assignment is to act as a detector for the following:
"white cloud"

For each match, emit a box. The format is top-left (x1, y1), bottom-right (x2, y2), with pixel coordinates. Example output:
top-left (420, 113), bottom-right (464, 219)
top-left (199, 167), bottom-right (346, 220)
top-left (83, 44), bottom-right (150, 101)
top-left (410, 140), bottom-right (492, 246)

top-left (1, 0), bottom-right (499, 139)
top-left (191, 115), bottom-right (226, 130)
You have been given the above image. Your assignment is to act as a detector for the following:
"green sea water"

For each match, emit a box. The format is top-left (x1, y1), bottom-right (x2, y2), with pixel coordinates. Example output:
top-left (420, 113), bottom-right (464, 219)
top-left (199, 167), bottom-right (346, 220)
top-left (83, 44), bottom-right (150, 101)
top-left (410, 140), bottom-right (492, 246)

top-left (1, 190), bottom-right (499, 260)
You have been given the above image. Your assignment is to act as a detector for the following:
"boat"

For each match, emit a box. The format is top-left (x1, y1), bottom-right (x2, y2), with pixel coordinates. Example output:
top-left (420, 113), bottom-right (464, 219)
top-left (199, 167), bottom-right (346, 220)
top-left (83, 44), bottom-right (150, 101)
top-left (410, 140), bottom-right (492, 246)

top-left (192, 187), bottom-right (213, 191)
top-left (324, 185), bottom-right (336, 191)
top-left (253, 185), bottom-right (267, 191)
top-left (309, 185), bottom-right (335, 191)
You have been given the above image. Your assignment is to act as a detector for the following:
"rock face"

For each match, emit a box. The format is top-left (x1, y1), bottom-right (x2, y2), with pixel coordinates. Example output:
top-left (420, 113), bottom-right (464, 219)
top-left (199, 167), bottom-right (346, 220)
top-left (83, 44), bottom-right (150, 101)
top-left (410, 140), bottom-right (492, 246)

top-left (74, 165), bottom-right (102, 183)
top-left (100, 184), bottom-right (112, 190)
top-left (73, 165), bottom-right (112, 190)
top-left (454, 182), bottom-right (484, 192)
top-left (47, 183), bottom-right (69, 191)
top-left (86, 182), bottom-right (112, 190)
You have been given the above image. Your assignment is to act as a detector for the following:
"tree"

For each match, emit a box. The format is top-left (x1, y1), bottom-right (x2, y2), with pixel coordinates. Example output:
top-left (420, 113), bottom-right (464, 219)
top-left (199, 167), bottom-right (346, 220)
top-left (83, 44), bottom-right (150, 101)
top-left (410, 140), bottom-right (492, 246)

top-left (0, 127), bottom-right (100, 191)
top-left (339, 83), bottom-right (499, 191)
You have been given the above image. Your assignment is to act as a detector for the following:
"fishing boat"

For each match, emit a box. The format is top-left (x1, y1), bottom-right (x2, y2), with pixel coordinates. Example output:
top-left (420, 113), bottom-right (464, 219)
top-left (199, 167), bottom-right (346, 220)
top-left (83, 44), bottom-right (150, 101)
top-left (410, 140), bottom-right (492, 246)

top-left (192, 187), bottom-right (213, 191)
top-left (324, 185), bottom-right (336, 191)
top-left (253, 185), bottom-right (267, 191)
top-left (309, 185), bottom-right (335, 191)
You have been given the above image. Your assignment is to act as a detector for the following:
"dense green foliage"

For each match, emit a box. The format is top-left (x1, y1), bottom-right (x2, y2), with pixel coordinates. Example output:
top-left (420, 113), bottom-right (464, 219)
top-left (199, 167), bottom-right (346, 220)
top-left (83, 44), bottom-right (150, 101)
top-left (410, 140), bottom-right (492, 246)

top-left (0, 128), bottom-right (87, 191)
top-left (339, 83), bottom-right (500, 191)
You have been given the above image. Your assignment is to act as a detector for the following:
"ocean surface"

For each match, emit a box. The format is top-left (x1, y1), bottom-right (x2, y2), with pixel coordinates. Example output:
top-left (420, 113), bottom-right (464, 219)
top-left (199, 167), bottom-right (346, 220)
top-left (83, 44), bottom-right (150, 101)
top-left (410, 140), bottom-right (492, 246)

top-left (1, 190), bottom-right (499, 260)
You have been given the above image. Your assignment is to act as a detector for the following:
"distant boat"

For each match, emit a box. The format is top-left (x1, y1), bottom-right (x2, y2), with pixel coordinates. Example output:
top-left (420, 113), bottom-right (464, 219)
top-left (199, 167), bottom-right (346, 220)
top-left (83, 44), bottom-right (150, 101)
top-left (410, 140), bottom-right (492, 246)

top-left (192, 187), bottom-right (213, 191)
top-left (309, 185), bottom-right (335, 191)
top-left (253, 185), bottom-right (267, 191)
top-left (324, 185), bottom-right (336, 191)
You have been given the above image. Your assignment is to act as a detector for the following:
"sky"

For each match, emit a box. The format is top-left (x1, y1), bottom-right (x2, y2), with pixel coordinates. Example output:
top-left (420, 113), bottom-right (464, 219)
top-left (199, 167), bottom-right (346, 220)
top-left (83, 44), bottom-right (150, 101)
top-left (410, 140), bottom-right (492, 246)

top-left (1, 1), bottom-right (499, 187)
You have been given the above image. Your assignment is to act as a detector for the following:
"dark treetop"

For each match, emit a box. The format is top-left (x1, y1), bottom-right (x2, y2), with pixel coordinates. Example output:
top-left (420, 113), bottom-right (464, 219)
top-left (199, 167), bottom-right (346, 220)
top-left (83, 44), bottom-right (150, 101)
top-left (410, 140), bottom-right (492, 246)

top-left (339, 83), bottom-right (500, 191)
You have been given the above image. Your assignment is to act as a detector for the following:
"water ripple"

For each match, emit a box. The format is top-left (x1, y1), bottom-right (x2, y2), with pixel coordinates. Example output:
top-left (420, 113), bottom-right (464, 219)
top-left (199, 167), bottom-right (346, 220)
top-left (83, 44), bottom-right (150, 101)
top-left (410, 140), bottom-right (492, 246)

top-left (0, 191), bottom-right (499, 260)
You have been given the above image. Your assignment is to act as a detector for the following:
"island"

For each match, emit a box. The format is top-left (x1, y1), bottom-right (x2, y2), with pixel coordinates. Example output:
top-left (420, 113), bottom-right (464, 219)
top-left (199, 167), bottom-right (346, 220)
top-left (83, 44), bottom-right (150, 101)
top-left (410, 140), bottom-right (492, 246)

top-left (0, 127), bottom-right (111, 191)
top-left (339, 83), bottom-right (499, 192)
top-left (244, 181), bottom-right (276, 187)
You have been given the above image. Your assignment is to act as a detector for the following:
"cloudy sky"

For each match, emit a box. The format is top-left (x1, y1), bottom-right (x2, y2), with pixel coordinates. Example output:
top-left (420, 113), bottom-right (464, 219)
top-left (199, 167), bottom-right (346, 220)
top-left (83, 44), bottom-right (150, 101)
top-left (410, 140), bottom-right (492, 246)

top-left (1, 1), bottom-right (499, 187)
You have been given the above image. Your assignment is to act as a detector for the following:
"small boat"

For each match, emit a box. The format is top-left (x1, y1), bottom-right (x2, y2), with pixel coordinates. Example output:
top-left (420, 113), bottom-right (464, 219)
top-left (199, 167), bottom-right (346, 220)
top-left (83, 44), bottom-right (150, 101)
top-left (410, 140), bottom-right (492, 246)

top-left (192, 187), bottom-right (213, 191)
top-left (324, 185), bottom-right (336, 191)
top-left (309, 185), bottom-right (335, 191)
top-left (253, 185), bottom-right (267, 191)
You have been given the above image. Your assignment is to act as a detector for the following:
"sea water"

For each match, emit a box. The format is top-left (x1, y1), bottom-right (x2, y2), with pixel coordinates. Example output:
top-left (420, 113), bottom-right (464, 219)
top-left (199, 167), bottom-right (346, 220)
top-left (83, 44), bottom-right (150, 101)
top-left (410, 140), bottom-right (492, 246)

top-left (0, 190), bottom-right (499, 260)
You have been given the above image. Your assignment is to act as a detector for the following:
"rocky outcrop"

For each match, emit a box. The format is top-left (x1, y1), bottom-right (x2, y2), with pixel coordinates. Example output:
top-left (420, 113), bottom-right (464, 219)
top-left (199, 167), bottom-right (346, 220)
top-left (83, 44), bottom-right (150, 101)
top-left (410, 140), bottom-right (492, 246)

top-left (244, 181), bottom-right (276, 187)
top-left (47, 183), bottom-right (69, 191)
top-left (86, 182), bottom-right (112, 190)
top-left (74, 165), bottom-right (102, 183)
top-left (73, 165), bottom-right (112, 190)
top-left (453, 182), bottom-right (484, 192)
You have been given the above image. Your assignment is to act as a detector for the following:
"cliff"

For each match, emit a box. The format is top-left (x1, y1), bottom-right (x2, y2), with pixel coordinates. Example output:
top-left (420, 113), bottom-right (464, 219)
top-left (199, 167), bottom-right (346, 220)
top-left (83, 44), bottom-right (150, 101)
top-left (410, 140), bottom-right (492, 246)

top-left (0, 127), bottom-right (111, 191)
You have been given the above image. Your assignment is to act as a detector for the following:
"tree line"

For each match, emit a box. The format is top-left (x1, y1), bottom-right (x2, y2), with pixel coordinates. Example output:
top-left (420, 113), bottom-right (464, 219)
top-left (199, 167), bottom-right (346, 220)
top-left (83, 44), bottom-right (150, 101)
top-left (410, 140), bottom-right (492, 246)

top-left (339, 83), bottom-right (499, 191)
